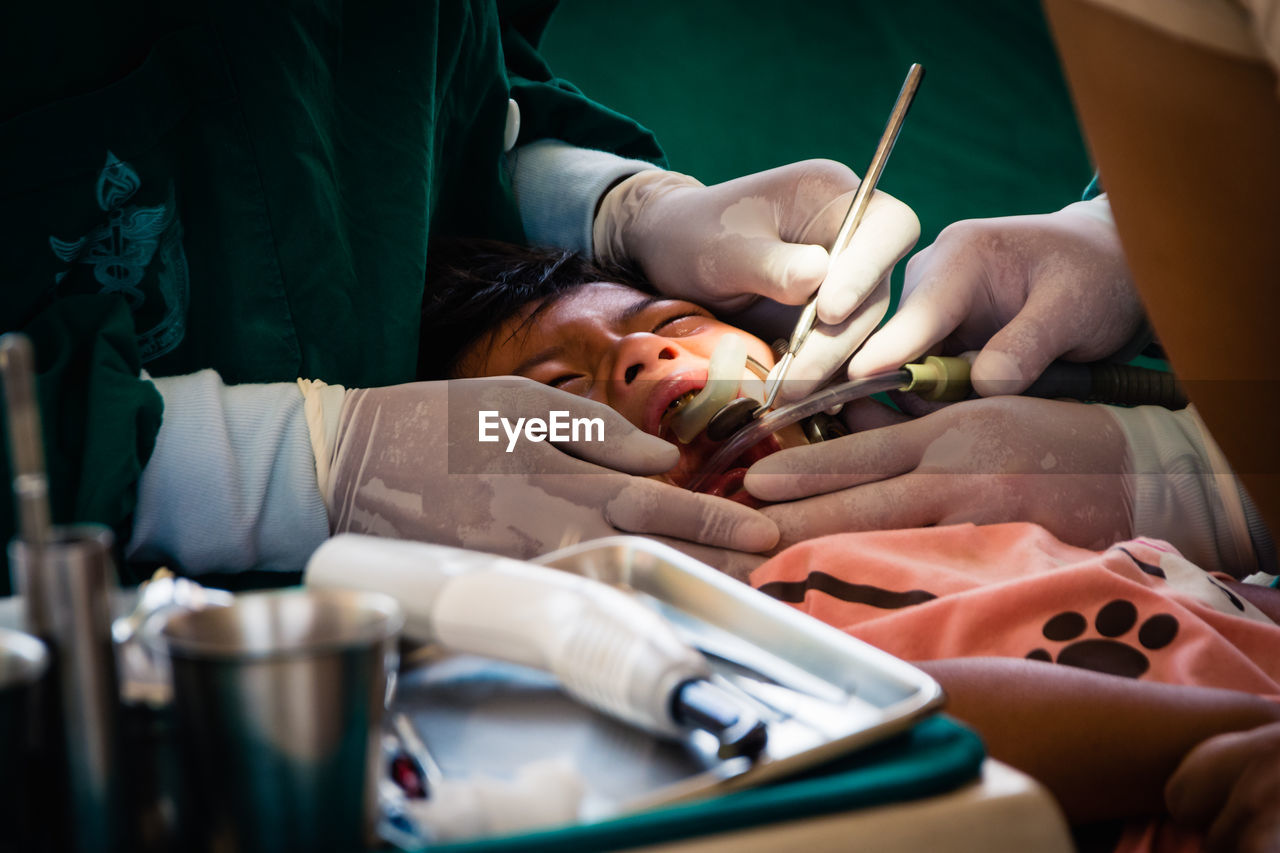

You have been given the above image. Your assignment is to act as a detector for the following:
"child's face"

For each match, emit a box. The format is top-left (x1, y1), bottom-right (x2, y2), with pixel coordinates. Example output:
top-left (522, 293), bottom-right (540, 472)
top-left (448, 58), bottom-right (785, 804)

top-left (456, 282), bottom-right (787, 501)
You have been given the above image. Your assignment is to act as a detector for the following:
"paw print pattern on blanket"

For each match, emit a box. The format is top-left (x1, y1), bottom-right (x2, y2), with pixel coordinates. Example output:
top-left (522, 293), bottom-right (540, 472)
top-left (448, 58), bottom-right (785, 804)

top-left (1025, 599), bottom-right (1179, 679)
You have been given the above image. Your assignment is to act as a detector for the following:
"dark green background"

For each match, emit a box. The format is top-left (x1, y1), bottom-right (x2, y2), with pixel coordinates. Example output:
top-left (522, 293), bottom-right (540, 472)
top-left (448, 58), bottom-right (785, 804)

top-left (540, 0), bottom-right (1093, 297)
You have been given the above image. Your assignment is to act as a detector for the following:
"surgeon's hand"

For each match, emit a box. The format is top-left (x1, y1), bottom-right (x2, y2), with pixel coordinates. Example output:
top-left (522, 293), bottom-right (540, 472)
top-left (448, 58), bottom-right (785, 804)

top-left (849, 199), bottom-right (1145, 396)
top-left (595, 160), bottom-right (920, 399)
top-left (1166, 721), bottom-right (1280, 853)
top-left (321, 377), bottom-right (778, 569)
top-left (744, 396), bottom-right (1132, 550)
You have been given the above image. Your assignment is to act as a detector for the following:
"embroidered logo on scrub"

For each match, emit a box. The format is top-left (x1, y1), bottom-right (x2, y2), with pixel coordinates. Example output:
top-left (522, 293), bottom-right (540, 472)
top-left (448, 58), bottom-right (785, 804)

top-left (48, 151), bottom-right (190, 362)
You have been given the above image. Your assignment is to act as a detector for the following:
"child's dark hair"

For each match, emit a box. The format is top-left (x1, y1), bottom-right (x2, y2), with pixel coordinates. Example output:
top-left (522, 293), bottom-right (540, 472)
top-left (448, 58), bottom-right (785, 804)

top-left (420, 238), bottom-right (651, 378)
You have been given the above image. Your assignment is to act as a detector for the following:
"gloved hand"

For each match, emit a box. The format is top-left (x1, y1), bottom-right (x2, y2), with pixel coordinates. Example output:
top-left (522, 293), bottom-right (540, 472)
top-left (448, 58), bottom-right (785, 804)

top-left (747, 396), bottom-right (1266, 575)
top-left (311, 377), bottom-right (778, 568)
top-left (594, 160), bottom-right (920, 399)
top-left (849, 197), bottom-right (1146, 396)
top-left (744, 396), bottom-right (1133, 551)
top-left (1165, 720), bottom-right (1280, 853)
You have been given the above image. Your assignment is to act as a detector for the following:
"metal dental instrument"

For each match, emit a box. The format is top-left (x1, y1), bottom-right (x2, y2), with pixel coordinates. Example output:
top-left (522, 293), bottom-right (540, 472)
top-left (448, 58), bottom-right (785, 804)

top-left (757, 62), bottom-right (925, 416)
top-left (0, 334), bottom-right (53, 556)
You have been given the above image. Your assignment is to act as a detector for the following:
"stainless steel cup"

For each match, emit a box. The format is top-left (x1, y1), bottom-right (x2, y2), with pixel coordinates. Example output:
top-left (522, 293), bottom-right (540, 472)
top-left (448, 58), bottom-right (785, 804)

top-left (151, 588), bottom-right (403, 853)
top-left (10, 524), bottom-right (122, 853)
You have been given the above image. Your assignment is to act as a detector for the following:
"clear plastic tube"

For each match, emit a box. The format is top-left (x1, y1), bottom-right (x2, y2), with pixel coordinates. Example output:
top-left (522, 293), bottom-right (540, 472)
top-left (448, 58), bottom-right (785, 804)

top-left (685, 370), bottom-right (910, 492)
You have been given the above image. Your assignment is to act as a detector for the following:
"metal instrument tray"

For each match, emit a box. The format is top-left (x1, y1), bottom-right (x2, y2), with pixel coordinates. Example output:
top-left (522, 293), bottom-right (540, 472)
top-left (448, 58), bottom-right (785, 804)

top-left (392, 536), bottom-right (944, 823)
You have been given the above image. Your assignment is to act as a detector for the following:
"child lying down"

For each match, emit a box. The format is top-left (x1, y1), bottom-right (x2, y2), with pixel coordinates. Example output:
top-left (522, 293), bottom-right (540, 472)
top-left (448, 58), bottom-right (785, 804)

top-left (420, 238), bottom-right (812, 507)
top-left (423, 239), bottom-right (1280, 852)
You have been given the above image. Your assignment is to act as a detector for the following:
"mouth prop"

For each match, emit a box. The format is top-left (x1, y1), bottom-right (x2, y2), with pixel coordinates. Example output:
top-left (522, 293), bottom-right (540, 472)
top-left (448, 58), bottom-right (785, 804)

top-left (650, 334), bottom-right (778, 504)
top-left (666, 335), bottom-right (750, 443)
top-left (662, 390), bottom-right (698, 424)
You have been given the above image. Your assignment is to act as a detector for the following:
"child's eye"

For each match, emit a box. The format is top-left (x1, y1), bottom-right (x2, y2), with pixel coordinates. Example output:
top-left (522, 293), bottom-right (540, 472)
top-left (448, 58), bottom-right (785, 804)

top-left (549, 374), bottom-right (591, 393)
top-left (652, 311), bottom-right (708, 336)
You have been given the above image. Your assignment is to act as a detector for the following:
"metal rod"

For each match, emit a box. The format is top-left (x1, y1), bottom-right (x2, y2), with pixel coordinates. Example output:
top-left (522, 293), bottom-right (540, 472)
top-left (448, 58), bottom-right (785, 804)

top-left (0, 332), bottom-right (58, 641)
top-left (0, 333), bottom-right (52, 550)
top-left (758, 63), bottom-right (925, 414)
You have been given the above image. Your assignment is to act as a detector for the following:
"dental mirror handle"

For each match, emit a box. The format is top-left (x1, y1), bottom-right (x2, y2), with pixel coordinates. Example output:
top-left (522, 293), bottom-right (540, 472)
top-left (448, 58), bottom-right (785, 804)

top-left (760, 62), bottom-right (925, 413)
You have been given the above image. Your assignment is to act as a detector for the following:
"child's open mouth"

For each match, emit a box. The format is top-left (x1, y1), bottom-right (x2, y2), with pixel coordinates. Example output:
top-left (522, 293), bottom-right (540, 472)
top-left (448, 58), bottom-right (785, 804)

top-left (647, 375), bottom-right (778, 506)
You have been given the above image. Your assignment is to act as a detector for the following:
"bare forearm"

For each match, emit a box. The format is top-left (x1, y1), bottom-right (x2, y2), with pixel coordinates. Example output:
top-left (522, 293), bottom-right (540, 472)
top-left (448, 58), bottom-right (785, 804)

top-left (917, 657), bottom-right (1280, 823)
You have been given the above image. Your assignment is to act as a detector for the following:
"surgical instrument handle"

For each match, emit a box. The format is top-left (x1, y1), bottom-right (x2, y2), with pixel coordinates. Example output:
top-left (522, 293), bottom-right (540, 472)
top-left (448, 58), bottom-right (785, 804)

top-left (902, 355), bottom-right (1188, 409)
top-left (830, 63), bottom-right (926, 269)
top-left (0, 333), bottom-right (52, 549)
top-left (760, 63), bottom-right (925, 412)
top-left (1024, 361), bottom-right (1187, 409)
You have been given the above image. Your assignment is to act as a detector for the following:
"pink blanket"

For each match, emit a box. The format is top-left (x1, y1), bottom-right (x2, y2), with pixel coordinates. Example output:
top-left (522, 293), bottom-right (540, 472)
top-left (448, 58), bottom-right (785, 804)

top-left (751, 523), bottom-right (1280, 851)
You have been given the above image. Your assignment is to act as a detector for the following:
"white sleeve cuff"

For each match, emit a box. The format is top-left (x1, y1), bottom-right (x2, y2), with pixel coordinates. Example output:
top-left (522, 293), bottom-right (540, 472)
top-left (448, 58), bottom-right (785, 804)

top-left (507, 139), bottom-right (659, 254)
top-left (1109, 404), bottom-right (1262, 577)
top-left (126, 370), bottom-right (330, 575)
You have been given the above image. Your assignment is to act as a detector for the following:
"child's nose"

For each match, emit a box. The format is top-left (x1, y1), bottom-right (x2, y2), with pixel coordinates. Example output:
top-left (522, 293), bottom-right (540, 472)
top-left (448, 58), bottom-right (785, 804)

top-left (614, 334), bottom-right (679, 385)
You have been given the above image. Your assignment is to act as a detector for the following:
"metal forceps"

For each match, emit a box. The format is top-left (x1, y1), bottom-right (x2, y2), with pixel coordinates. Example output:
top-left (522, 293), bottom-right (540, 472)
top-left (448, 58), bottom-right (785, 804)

top-left (758, 63), bottom-right (926, 415)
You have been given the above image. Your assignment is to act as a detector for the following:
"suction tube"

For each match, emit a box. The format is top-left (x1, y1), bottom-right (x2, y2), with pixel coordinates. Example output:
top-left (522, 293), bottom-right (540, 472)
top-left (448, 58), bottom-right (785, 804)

top-left (685, 358), bottom-right (1185, 492)
top-left (685, 371), bottom-right (910, 492)
top-left (1025, 362), bottom-right (1187, 409)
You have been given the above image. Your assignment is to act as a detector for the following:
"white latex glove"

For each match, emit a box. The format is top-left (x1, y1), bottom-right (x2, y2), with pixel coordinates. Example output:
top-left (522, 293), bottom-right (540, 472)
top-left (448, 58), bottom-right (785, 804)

top-left (745, 396), bottom-right (1134, 551)
top-left (747, 396), bottom-right (1266, 575)
top-left (315, 377), bottom-right (778, 571)
top-left (849, 198), bottom-right (1145, 396)
top-left (1166, 721), bottom-right (1280, 853)
top-left (594, 160), bottom-right (920, 399)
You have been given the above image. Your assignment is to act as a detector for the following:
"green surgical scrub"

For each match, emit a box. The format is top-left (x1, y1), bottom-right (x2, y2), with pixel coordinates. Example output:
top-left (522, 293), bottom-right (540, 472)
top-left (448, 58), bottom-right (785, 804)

top-left (0, 0), bottom-right (664, 591)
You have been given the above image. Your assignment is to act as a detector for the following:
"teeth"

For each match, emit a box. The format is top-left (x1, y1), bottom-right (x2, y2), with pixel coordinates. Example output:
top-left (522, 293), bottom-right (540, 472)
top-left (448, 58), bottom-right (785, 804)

top-left (670, 334), bottom-right (748, 444)
top-left (663, 392), bottom-right (696, 423)
top-left (668, 392), bottom-right (694, 413)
